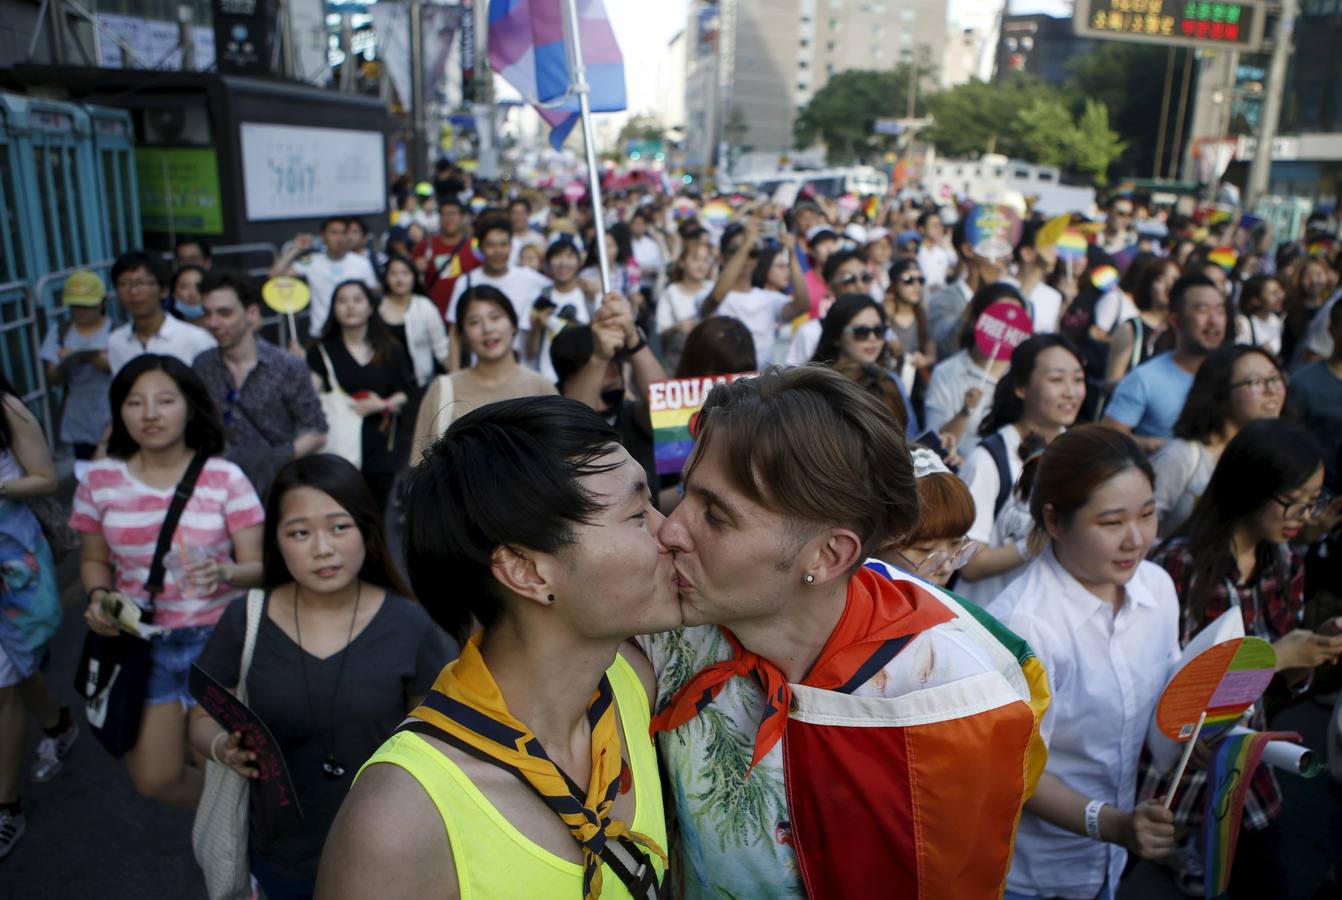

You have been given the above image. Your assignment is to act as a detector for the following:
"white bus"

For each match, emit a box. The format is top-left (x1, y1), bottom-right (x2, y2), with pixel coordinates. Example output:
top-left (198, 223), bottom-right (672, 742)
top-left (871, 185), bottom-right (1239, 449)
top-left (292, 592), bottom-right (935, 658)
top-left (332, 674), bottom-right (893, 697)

top-left (728, 166), bottom-right (891, 199)
top-left (926, 154), bottom-right (1097, 217)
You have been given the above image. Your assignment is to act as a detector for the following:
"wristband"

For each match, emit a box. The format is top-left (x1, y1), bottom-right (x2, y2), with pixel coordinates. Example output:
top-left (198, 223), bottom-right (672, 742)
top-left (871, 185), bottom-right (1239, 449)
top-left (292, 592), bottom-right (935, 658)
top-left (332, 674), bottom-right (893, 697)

top-left (1084, 799), bottom-right (1106, 841)
top-left (210, 731), bottom-right (229, 764)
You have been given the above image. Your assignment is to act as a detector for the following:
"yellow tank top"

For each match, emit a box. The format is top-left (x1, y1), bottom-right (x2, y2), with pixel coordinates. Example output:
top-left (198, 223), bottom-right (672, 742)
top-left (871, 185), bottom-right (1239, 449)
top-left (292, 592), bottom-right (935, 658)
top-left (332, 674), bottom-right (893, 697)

top-left (357, 654), bottom-right (667, 900)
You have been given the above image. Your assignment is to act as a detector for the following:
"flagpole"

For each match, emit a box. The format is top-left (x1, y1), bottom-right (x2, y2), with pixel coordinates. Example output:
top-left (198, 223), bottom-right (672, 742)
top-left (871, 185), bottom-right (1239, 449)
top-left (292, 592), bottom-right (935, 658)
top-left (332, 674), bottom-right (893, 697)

top-left (561, 0), bottom-right (612, 295)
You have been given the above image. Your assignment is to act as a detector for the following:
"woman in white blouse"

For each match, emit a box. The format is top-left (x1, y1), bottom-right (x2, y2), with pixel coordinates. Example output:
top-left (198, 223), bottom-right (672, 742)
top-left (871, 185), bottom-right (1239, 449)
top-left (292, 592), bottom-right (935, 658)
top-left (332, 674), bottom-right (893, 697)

top-left (1151, 344), bottom-right (1284, 537)
top-left (992, 424), bottom-right (1178, 900)
top-left (377, 254), bottom-right (450, 387)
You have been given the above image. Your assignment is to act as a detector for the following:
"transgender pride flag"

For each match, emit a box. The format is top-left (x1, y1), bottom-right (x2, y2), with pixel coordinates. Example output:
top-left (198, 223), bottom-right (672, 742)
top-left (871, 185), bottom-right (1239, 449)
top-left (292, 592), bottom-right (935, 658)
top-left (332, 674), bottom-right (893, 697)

top-left (488, 0), bottom-right (626, 149)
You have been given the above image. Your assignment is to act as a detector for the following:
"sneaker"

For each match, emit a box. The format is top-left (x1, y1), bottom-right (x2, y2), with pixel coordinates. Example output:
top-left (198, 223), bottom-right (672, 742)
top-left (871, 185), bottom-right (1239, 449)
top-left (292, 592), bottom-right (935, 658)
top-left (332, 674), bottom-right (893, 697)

top-left (0, 809), bottom-right (25, 860)
top-left (31, 721), bottom-right (79, 784)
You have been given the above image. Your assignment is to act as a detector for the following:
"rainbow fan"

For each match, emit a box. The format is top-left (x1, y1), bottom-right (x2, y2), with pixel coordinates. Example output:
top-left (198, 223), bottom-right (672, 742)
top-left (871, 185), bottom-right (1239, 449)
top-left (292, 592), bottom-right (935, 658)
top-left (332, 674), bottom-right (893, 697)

top-left (1090, 265), bottom-right (1119, 292)
top-left (1057, 230), bottom-right (1089, 263)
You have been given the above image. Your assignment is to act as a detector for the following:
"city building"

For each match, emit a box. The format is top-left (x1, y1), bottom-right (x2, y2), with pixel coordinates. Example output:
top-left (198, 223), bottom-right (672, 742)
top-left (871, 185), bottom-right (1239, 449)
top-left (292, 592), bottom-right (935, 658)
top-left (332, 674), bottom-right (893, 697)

top-left (995, 14), bottom-right (1094, 86)
top-left (683, 0), bottom-right (948, 175)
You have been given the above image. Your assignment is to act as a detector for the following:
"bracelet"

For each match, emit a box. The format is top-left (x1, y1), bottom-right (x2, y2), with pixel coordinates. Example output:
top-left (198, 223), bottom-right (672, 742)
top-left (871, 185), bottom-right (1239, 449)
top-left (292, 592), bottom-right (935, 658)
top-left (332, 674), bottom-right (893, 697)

top-left (1084, 799), bottom-right (1106, 841)
top-left (210, 731), bottom-right (229, 764)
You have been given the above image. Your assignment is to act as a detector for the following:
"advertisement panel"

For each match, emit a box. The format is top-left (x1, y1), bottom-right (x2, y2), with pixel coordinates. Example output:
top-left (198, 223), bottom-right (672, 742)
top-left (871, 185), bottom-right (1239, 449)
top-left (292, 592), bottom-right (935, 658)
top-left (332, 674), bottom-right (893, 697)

top-left (134, 147), bottom-right (225, 234)
top-left (239, 123), bottom-right (387, 222)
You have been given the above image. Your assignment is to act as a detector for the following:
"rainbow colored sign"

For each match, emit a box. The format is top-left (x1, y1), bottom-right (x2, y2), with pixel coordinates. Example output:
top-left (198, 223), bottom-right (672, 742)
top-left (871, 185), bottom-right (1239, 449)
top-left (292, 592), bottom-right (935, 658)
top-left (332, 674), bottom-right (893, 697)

top-left (1155, 636), bottom-right (1276, 742)
top-left (1057, 230), bottom-right (1089, 263)
top-left (649, 373), bottom-right (755, 475)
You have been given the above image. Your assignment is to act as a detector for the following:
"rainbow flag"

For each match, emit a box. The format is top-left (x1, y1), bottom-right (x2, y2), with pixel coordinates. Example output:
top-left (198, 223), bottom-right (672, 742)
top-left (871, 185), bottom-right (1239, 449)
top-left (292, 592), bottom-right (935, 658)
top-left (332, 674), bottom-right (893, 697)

top-left (1201, 729), bottom-right (1298, 898)
top-left (648, 374), bottom-right (753, 475)
top-left (1208, 247), bottom-right (1238, 272)
top-left (863, 195), bottom-right (880, 220)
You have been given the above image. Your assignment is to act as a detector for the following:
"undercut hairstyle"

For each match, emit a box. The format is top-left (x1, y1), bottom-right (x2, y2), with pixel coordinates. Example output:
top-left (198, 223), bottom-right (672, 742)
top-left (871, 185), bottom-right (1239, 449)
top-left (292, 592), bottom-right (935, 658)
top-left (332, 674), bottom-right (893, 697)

top-left (262, 454), bottom-right (412, 597)
top-left (1172, 344), bottom-right (1281, 443)
top-left (402, 396), bottom-right (623, 642)
top-left (199, 270), bottom-right (262, 309)
top-left (1028, 424), bottom-right (1153, 536)
top-left (107, 354), bottom-right (226, 459)
top-left (111, 250), bottom-right (169, 289)
top-left (686, 366), bottom-right (920, 563)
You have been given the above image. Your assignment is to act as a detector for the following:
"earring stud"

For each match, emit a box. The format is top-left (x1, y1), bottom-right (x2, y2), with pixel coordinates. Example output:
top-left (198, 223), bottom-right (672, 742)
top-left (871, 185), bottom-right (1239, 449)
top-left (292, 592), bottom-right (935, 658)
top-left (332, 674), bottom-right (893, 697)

top-left (803, 574), bottom-right (815, 585)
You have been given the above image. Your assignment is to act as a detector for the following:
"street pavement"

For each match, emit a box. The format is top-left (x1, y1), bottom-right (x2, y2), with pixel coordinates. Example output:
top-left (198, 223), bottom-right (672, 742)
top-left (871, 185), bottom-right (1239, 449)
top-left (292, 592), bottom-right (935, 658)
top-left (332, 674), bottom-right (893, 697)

top-left (3, 536), bottom-right (1340, 899)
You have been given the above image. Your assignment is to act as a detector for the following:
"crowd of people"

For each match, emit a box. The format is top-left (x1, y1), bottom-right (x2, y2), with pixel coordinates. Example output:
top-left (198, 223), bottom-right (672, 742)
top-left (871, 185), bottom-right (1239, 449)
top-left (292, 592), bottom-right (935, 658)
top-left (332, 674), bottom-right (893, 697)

top-left (1, 168), bottom-right (1341, 900)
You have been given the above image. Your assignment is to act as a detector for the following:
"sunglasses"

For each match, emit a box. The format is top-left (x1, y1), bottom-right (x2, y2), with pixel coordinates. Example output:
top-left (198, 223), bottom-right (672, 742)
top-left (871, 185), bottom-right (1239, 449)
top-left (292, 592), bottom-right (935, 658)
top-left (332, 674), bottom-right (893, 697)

top-left (898, 274), bottom-right (925, 285)
top-left (846, 325), bottom-right (888, 341)
top-left (839, 272), bottom-right (874, 287)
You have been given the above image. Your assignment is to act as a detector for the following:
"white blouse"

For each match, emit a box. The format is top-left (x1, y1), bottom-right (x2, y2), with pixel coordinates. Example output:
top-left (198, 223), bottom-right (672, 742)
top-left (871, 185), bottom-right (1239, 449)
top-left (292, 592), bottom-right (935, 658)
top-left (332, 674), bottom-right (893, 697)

top-left (993, 547), bottom-right (1180, 900)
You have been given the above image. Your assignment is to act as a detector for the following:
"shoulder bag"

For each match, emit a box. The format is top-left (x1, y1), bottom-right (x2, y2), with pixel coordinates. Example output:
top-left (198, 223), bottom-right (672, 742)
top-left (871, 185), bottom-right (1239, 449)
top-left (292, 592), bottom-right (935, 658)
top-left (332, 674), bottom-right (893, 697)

top-left (192, 588), bottom-right (265, 900)
top-left (316, 343), bottom-right (363, 469)
top-left (74, 452), bottom-right (208, 757)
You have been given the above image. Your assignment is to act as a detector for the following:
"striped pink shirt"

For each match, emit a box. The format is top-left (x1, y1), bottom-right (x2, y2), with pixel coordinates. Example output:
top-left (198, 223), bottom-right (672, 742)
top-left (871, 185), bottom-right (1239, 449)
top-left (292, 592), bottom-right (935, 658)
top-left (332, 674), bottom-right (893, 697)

top-left (70, 457), bottom-right (264, 630)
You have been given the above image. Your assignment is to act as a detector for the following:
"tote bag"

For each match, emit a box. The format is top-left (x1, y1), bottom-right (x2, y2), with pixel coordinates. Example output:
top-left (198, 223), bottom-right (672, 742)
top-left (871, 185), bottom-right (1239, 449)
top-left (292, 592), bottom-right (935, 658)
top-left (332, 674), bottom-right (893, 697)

top-left (192, 589), bottom-right (264, 900)
top-left (316, 344), bottom-right (363, 468)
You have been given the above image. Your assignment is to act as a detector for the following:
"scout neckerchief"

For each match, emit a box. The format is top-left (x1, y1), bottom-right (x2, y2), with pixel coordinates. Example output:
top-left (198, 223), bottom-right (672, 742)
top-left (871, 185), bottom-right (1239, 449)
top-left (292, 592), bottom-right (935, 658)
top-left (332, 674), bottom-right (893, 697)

top-left (650, 566), bottom-right (955, 773)
top-left (401, 634), bottom-right (666, 899)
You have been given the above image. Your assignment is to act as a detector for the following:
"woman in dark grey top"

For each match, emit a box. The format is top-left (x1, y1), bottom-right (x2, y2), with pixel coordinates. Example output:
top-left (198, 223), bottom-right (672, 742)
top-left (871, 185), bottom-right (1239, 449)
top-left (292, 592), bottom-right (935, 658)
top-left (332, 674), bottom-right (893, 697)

top-left (190, 454), bottom-right (455, 900)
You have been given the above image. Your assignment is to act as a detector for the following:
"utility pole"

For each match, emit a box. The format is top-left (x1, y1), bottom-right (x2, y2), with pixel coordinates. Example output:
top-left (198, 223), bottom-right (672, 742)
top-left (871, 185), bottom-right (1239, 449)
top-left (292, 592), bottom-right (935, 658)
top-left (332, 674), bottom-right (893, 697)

top-left (473, 0), bottom-right (498, 179)
top-left (409, 0), bottom-right (427, 183)
top-left (1246, 0), bottom-right (1297, 207)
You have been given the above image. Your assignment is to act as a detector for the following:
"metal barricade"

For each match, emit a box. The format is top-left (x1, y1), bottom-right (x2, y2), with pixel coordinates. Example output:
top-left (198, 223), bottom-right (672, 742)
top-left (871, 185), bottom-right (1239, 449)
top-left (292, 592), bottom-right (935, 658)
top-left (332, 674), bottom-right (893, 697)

top-left (0, 280), bottom-right (54, 445)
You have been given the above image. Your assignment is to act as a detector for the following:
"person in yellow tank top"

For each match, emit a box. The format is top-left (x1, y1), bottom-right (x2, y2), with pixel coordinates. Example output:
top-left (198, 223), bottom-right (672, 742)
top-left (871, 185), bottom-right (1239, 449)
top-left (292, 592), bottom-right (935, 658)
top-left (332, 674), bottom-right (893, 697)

top-left (316, 394), bottom-right (681, 900)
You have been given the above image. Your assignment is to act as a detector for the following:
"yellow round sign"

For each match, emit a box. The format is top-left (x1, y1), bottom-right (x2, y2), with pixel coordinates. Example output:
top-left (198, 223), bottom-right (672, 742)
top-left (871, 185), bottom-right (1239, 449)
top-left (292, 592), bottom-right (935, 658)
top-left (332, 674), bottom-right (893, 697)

top-left (262, 276), bottom-right (311, 315)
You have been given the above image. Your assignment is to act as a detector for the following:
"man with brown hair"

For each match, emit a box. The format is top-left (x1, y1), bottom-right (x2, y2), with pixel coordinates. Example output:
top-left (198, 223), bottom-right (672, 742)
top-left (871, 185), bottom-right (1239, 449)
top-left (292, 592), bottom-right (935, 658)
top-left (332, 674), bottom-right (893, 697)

top-left (641, 366), bottom-right (1050, 899)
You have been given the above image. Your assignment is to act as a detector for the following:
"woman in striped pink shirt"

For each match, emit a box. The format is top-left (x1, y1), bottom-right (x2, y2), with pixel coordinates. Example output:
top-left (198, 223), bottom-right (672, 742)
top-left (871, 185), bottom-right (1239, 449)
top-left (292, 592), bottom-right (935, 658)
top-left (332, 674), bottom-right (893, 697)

top-left (72, 355), bottom-right (264, 808)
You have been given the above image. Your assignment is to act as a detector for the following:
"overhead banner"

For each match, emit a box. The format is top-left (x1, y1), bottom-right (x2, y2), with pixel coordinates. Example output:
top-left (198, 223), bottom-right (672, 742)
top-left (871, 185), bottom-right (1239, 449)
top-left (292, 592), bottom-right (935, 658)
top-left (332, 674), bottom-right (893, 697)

top-left (239, 122), bottom-right (387, 221)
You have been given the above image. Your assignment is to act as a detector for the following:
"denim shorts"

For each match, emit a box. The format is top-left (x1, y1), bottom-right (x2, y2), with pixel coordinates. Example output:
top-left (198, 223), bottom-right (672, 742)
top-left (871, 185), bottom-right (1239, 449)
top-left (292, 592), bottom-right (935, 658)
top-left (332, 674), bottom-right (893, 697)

top-left (145, 625), bottom-right (213, 708)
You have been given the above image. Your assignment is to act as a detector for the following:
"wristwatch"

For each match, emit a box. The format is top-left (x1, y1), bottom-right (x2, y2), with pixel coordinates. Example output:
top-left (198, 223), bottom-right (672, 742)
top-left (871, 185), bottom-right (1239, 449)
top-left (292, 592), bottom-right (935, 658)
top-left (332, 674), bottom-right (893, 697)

top-left (624, 326), bottom-right (648, 356)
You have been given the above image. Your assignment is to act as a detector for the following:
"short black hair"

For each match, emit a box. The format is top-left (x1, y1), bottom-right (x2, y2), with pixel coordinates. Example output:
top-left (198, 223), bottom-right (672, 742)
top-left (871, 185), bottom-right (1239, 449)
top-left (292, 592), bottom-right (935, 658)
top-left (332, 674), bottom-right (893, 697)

top-left (440, 196), bottom-right (467, 214)
top-left (545, 237), bottom-right (583, 264)
top-left (111, 251), bottom-right (169, 289)
top-left (550, 324), bottom-right (595, 390)
top-left (345, 216), bottom-right (367, 234)
top-left (107, 355), bottom-right (226, 459)
top-left (402, 395), bottom-right (623, 642)
top-left (174, 237), bottom-right (212, 259)
top-left (822, 249), bottom-right (863, 286)
top-left (475, 216), bottom-right (511, 244)
top-left (319, 216), bottom-right (346, 233)
top-left (1169, 273), bottom-right (1219, 319)
top-left (199, 270), bottom-right (262, 309)
top-left (916, 210), bottom-right (941, 229)
top-left (508, 197), bottom-right (531, 212)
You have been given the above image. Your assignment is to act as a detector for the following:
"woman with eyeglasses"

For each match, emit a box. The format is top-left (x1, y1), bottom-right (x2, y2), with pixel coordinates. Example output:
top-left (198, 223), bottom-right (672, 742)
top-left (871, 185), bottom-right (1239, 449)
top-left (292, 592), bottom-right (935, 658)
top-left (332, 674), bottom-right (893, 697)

top-left (811, 293), bottom-right (921, 433)
top-left (993, 425), bottom-right (1180, 900)
top-left (1145, 418), bottom-right (1342, 898)
top-left (957, 335), bottom-right (1087, 606)
top-left (1151, 345), bottom-right (1286, 538)
top-left (878, 448), bottom-right (978, 586)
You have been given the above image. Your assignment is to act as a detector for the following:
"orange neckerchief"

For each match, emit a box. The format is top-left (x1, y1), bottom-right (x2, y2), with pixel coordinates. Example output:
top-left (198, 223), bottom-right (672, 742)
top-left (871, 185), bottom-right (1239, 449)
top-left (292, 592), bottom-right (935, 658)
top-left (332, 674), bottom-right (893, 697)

top-left (650, 566), bottom-right (954, 772)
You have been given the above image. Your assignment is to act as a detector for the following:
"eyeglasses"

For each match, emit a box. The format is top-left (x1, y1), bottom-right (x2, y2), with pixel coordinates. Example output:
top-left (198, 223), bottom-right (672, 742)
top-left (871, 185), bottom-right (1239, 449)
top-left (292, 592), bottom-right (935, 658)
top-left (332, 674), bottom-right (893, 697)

top-left (1229, 373), bottom-right (1288, 394)
top-left (1270, 491), bottom-right (1333, 521)
top-left (898, 274), bottom-right (925, 285)
top-left (839, 272), bottom-right (874, 287)
top-left (115, 278), bottom-right (160, 291)
top-left (892, 539), bottom-right (980, 577)
top-left (1112, 208), bottom-right (1135, 218)
top-left (846, 324), bottom-right (888, 341)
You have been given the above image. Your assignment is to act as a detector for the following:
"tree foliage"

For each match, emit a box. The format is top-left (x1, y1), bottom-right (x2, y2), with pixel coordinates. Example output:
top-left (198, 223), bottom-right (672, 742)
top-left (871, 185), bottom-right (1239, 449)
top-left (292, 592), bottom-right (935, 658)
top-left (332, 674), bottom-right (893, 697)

top-left (921, 74), bottom-right (1126, 184)
top-left (793, 67), bottom-right (924, 165)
